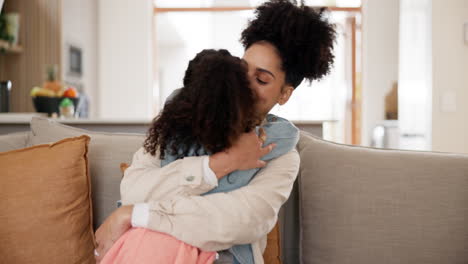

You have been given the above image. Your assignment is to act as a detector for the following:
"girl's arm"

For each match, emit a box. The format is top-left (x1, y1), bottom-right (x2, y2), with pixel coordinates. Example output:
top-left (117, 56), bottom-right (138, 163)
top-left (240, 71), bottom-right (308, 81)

top-left (121, 131), bottom-right (274, 204)
top-left (140, 149), bottom-right (300, 251)
top-left (120, 147), bottom-right (218, 205)
top-left (96, 132), bottom-right (275, 262)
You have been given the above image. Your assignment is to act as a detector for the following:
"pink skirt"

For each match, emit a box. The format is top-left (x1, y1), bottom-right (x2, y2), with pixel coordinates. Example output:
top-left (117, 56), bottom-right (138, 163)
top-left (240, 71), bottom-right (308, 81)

top-left (101, 227), bottom-right (216, 264)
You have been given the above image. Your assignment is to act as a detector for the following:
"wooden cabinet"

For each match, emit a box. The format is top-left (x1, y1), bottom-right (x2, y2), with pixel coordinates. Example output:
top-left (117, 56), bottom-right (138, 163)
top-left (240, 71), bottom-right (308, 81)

top-left (0, 0), bottom-right (62, 112)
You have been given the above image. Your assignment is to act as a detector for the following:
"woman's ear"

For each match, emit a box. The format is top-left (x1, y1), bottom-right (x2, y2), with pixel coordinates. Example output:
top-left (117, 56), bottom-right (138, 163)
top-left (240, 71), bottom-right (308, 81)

top-left (278, 85), bottom-right (294, 105)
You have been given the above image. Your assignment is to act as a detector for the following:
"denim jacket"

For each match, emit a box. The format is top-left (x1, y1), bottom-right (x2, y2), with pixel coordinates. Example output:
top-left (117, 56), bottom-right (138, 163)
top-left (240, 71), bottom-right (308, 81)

top-left (161, 114), bottom-right (299, 264)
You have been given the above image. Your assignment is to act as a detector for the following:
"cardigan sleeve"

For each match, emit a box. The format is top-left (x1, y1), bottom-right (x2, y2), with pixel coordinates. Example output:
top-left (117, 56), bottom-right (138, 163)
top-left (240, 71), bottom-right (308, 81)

top-left (142, 149), bottom-right (300, 251)
top-left (120, 147), bottom-right (218, 205)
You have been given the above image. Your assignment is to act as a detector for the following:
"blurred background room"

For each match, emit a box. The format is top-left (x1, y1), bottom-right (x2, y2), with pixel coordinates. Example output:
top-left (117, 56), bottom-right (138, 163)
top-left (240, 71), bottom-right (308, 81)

top-left (0, 0), bottom-right (467, 154)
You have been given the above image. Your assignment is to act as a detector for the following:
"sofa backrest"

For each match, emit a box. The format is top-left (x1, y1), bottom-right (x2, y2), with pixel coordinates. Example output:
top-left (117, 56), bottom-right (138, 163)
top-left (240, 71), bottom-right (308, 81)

top-left (295, 131), bottom-right (468, 264)
top-left (24, 119), bottom-right (468, 264)
top-left (0, 131), bottom-right (30, 152)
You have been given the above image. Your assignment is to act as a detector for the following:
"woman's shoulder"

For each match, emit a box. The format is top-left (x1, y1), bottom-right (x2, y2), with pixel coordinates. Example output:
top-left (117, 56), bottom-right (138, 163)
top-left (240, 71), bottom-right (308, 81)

top-left (265, 113), bottom-right (288, 123)
top-left (262, 114), bottom-right (299, 139)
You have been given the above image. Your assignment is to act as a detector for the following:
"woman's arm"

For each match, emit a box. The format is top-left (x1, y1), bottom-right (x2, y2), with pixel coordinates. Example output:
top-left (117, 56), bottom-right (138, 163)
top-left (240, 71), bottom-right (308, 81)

top-left (139, 149), bottom-right (300, 251)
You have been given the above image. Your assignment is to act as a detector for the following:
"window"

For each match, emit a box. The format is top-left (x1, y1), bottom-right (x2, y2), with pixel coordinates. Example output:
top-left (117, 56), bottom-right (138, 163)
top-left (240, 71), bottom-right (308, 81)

top-left (153, 0), bottom-right (361, 143)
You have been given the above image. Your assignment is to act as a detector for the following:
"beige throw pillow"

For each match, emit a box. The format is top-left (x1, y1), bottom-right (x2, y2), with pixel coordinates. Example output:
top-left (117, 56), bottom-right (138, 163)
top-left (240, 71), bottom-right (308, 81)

top-left (29, 117), bottom-right (145, 228)
top-left (0, 135), bottom-right (95, 264)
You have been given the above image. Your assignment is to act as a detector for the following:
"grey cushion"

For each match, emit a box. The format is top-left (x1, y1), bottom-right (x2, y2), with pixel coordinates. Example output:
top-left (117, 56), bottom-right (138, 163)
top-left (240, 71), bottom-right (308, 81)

top-left (0, 131), bottom-right (31, 152)
top-left (298, 132), bottom-right (468, 264)
top-left (29, 117), bottom-right (145, 228)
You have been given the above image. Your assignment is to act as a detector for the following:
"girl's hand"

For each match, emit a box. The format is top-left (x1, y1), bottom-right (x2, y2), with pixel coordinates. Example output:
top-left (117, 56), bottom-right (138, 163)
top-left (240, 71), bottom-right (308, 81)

top-left (209, 129), bottom-right (275, 179)
top-left (94, 205), bottom-right (133, 263)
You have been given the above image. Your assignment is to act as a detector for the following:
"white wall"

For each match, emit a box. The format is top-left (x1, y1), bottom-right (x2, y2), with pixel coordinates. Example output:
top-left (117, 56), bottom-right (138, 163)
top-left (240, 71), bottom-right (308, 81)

top-left (398, 0), bottom-right (432, 151)
top-left (98, 0), bottom-right (153, 119)
top-left (431, 0), bottom-right (468, 153)
top-left (361, 0), bottom-right (400, 146)
top-left (61, 0), bottom-right (98, 118)
top-left (155, 13), bottom-right (200, 110)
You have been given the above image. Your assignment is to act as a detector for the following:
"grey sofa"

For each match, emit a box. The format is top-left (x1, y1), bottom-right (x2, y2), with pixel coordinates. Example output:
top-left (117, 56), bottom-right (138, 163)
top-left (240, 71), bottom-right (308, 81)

top-left (1, 117), bottom-right (468, 264)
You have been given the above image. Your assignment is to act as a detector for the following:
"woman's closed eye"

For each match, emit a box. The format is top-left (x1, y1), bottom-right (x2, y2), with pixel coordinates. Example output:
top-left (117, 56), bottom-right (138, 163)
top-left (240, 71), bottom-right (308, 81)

top-left (256, 77), bottom-right (268, 85)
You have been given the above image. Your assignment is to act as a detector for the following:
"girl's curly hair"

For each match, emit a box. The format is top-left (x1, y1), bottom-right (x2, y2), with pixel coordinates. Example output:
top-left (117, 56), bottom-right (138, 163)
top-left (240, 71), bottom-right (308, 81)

top-left (144, 49), bottom-right (260, 159)
top-left (241, 0), bottom-right (337, 88)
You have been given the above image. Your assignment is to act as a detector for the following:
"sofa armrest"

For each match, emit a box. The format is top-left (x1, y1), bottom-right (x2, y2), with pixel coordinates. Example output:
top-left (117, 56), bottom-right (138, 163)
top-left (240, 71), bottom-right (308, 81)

top-left (0, 131), bottom-right (31, 152)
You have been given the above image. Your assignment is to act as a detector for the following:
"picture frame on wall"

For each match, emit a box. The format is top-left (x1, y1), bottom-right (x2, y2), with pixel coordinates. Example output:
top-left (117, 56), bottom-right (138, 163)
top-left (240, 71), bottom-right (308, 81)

top-left (68, 44), bottom-right (82, 77)
top-left (465, 22), bottom-right (468, 45)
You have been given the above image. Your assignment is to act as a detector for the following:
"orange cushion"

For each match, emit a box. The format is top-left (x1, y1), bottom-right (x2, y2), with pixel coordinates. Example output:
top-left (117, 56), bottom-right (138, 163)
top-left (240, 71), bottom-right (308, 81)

top-left (263, 222), bottom-right (282, 264)
top-left (120, 162), bottom-right (282, 263)
top-left (120, 162), bottom-right (130, 173)
top-left (0, 135), bottom-right (95, 263)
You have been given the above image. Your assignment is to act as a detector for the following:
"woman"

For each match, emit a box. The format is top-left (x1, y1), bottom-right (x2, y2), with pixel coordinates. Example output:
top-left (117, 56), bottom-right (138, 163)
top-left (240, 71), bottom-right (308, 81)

top-left (95, 1), bottom-right (336, 263)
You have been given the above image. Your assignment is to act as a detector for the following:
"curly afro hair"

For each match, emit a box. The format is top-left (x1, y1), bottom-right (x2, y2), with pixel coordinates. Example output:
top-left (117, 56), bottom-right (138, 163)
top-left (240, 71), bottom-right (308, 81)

top-left (144, 49), bottom-right (260, 159)
top-left (241, 0), bottom-right (337, 88)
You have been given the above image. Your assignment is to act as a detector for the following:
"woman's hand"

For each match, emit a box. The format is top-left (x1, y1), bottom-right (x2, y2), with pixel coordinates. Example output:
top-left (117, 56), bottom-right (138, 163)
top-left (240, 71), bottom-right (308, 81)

top-left (94, 205), bottom-right (133, 263)
top-left (209, 129), bottom-right (275, 179)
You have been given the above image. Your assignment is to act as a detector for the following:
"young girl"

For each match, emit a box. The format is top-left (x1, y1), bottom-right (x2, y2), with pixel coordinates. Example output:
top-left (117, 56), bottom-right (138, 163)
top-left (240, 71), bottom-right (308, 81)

top-left (100, 49), bottom-right (299, 263)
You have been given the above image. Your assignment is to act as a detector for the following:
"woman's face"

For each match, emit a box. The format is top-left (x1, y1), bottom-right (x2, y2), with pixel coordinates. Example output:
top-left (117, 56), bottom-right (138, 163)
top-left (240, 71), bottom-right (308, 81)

top-left (242, 41), bottom-right (294, 118)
